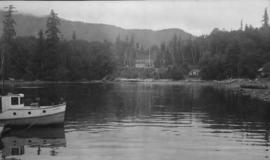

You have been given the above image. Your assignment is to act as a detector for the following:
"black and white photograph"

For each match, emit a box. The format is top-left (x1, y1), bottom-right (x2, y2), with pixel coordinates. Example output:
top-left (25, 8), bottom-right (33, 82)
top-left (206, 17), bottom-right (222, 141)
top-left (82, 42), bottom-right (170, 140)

top-left (0, 0), bottom-right (269, 159)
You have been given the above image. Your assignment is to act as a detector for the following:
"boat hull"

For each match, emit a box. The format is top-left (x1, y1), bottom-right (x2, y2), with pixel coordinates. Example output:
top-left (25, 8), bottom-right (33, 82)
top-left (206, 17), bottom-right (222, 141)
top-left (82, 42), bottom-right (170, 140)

top-left (0, 104), bottom-right (66, 126)
top-left (1, 112), bottom-right (65, 126)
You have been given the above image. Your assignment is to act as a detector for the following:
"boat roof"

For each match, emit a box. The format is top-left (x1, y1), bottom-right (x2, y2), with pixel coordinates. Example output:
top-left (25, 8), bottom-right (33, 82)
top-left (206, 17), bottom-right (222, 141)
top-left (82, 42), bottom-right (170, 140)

top-left (0, 93), bottom-right (24, 97)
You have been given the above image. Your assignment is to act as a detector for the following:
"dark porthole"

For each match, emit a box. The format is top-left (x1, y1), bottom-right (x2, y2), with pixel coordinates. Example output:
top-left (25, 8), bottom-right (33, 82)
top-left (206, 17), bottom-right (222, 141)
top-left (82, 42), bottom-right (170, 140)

top-left (28, 112), bottom-right (31, 115)
top-left (43, 110), bottom-right (46, 113)
top-left (13, 112), bottom-right (16, 115)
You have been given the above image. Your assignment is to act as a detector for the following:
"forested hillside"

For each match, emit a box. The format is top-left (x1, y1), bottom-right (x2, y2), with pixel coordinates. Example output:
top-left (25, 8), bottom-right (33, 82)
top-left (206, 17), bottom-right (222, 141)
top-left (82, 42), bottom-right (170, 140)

top-left (0, 11), bottom-right (192, 48)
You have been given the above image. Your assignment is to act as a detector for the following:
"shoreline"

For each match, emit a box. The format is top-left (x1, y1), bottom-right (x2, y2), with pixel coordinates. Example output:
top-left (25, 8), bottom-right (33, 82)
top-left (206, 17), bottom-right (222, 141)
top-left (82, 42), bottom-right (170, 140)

top-left (2, 78), bottom-right (270, 103)
top-left (213, 79), bottom-right (270, 102)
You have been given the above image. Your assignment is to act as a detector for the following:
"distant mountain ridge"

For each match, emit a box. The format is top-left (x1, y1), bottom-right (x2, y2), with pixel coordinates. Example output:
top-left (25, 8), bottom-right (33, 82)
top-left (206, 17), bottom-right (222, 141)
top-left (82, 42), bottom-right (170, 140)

top-left (0, 11), bottom-right (193, 48)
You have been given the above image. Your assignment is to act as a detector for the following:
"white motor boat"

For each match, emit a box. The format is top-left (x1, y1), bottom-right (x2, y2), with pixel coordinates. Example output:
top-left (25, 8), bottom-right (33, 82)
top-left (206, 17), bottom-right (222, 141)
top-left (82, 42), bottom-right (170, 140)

top-left (0, 93), bottom-right (66, 126)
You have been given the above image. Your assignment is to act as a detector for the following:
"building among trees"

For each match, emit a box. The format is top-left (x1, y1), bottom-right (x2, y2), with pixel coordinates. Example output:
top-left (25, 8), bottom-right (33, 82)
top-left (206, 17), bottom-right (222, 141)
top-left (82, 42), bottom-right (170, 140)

top-left (258, 62), bottom-right (270, 78)
top-left (135, 52), bottom-right (154, 68)
top-left (188, 69), bottom-right (200, 77)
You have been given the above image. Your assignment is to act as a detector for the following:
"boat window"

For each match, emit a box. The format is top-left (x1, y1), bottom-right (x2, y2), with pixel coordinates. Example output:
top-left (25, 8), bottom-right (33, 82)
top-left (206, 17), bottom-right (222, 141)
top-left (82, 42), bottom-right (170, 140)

top-left (11, 97), bottom-right (19, 105)
top-left (11, 147), bottom-right (20, 155)
top-left (20, 97), bottom-right (24, 104)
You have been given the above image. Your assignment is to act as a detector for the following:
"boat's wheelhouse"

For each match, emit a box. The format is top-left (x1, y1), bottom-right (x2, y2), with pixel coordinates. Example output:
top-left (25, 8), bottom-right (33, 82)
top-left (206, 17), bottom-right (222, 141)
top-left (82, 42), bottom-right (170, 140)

top-left (0, 94), bottom-right (24, 113)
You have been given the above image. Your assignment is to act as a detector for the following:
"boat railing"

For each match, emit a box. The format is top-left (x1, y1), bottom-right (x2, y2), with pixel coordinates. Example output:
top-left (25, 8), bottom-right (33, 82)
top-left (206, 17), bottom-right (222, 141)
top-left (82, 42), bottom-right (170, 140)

top-left (28, 102), bottom-right (66, 108)
top-left (30, 102), bottom-right (39, 107)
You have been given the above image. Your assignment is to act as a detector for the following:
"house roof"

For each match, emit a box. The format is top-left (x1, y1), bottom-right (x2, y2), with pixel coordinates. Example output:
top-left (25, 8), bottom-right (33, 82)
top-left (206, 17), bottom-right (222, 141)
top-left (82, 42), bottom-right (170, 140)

top-left (263, 62), bottom-right (270, 73)
top-left (1, 93), bottom-right (24, 97)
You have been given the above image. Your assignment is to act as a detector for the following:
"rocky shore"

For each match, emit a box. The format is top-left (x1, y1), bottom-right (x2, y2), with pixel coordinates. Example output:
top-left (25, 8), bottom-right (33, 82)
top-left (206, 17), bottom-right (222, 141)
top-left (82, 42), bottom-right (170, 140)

top-left (214, 79), bottom-right (270, 102)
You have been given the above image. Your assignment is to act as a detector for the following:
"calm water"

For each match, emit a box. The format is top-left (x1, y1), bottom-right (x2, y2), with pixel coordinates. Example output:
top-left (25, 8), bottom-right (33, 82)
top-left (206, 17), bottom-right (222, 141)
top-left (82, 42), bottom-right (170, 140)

top-left (1, 82), bottom-right (270, 160)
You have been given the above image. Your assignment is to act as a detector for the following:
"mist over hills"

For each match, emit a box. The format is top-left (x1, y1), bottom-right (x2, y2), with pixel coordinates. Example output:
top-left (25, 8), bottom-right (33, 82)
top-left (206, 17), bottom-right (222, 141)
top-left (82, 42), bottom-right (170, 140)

top-left (0, 11), bottom-right (193, 48)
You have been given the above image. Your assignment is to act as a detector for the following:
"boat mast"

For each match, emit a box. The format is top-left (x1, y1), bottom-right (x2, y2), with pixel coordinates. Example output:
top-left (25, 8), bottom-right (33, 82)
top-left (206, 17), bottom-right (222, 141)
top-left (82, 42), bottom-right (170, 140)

top-left (1, 49), bottom-right (4, 95)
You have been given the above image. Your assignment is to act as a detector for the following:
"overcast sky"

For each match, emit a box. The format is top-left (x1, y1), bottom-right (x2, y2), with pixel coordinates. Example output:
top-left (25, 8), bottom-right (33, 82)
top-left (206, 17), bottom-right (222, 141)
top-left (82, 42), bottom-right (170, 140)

top-left (1, 0), bottom-right (269, 35)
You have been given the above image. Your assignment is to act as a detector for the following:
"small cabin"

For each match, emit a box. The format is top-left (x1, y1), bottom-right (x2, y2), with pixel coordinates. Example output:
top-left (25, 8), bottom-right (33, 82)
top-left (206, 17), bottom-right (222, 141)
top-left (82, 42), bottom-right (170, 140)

top-left (188, 69), bottom-right (200, 77)
top-left (135, 59), bottom-right (153, 68)
top-left (0, 93), bottom-right (24, 113)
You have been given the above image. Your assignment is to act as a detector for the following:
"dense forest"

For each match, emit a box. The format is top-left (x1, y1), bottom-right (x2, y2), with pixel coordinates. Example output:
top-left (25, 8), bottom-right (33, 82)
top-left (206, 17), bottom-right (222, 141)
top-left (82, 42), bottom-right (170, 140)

top-left (0, 6), bottom-right (115, 81)
top-left (153, 8), bottom-right (270, 80)
top-left (114, 8), bottom-right (270, 80)
top-left (1, 5), bottom-right (270, 81)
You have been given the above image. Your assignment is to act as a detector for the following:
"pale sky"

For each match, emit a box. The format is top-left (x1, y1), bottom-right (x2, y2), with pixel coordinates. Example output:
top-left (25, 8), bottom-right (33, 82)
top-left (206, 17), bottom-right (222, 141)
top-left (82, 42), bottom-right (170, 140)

top-left (0, 0), bottom-right (269, 35)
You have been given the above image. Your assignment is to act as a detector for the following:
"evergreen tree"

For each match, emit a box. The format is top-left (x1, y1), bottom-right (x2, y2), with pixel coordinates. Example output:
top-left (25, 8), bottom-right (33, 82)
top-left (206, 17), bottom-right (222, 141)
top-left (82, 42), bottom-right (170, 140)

top-left (170, 34), bottom-right (177, 65)
top-left (1, 5), bottom-right (16, 83)
top-left (72, 31), bottom-right (76, 41)
top-left (262, 8), bottom-right (269, 28)
top-left (32, 30), bottom-right (45, 79)
top-left (46, 10), bottom-right (61, 47)
top-left (178, 37), bottom-right (185, 64)
top-left (240, 19), bottom-right (243, 31)
top-left (38, 30), bottom-right (45, 47)
top-left (43, 10), bottom-right (61, 80)
top-left (129, 35), bottom-right (136, 66)
top-left (224, 41), bottom-right (241, 78)
top-left (2, 5), bottom-right (16, 44)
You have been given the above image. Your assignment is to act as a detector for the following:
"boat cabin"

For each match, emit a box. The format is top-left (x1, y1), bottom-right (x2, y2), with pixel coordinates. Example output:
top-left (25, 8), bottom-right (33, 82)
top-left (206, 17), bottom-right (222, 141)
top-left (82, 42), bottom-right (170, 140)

top-left (0, 93), bottom-right (24, 113)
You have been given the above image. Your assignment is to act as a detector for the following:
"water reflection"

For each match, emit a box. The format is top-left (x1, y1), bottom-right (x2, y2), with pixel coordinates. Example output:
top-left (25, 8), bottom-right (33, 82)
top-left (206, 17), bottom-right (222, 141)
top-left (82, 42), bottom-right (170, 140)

top-left (8, 82), bottom-right (270, 159)
top-left (196, 86), bottom-right (270, 147)
top-left (0, 125), bottom-right (66, 159)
